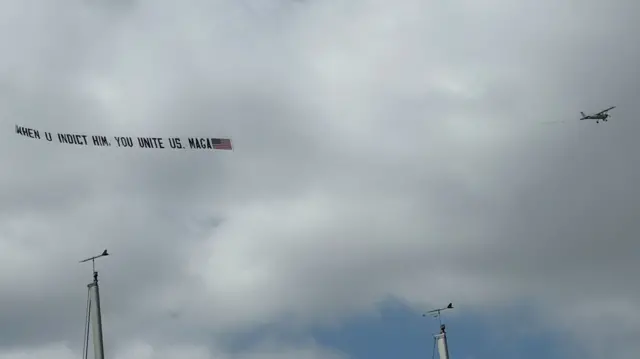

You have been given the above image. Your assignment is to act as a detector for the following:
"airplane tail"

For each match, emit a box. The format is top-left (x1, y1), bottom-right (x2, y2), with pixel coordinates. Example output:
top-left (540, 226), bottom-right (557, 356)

top-left (581, 112), bottom-right (586, 117)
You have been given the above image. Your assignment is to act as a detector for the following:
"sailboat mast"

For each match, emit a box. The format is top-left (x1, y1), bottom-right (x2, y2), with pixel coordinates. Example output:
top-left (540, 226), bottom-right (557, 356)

top-left (423, 303), bottom-right (453, 359)
top-left (435, 324), bottom-right (450, 359)
top-left (88, 271), bottom-right (105, 359)
top-left (80, 249), bottom-right (109, 359)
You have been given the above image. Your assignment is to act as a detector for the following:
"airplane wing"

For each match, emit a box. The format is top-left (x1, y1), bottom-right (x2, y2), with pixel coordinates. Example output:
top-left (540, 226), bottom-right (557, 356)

top-left (596, 106), bottom-right (615, 115)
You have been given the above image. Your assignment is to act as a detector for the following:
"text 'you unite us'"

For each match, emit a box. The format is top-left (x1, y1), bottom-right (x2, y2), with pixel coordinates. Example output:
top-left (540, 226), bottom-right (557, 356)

top-left (14, 125), bottom-right (233, 151)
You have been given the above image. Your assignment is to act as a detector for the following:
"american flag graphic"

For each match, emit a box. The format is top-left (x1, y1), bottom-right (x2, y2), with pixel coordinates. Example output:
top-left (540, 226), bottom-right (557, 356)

top-left (212, 138), bottom-right (233, 150)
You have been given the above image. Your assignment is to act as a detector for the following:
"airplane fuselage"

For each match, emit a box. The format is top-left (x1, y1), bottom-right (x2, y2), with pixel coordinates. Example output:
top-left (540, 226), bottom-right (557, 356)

top-left (581, 114), bottom-right (609, 123)
top-left (580, 106), bottom-right (615, 123)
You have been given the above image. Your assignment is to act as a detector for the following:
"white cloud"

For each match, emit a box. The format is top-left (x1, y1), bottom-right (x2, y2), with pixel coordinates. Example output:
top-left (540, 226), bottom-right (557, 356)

top-left (1, 0), bottom-right (640, 358)
top-left (0, 340), bottom-right (346, 359)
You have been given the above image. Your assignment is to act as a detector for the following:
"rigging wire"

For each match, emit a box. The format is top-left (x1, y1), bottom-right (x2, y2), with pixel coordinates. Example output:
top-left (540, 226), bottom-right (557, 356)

top-left (432, 335), bottom-right (437, 359)
top-left (82, 286), bottom-right (91, 359)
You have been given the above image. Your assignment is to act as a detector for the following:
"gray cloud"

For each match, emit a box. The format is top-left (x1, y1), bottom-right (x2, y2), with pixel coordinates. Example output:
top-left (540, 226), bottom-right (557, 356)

top-left (1, 0), bottom-right (640, 358)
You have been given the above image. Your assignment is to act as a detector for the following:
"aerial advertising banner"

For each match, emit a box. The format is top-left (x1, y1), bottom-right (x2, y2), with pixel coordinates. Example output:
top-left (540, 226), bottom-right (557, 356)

top-left (14, 124), bottom-right (233, 151)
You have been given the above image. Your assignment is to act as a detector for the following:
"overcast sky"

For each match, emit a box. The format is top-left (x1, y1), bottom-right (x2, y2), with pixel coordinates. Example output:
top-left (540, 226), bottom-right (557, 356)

top-left (2, 0), bottom-right (640, 359)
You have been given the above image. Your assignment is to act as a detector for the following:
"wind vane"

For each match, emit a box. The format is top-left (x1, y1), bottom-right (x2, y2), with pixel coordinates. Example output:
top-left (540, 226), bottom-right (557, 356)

top-left (79, 249), bottom-right (109, 273)
top-left (422, 302), bottom-right (453, 327)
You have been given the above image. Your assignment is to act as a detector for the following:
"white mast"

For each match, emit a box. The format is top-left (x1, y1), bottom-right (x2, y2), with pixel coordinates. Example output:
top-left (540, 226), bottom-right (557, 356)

top-left (423, 303), bottom-right (453, 359)
top-left (435, 324), bottom-right (450, 359)
top-left (80, 249), bottom-right (109, 359)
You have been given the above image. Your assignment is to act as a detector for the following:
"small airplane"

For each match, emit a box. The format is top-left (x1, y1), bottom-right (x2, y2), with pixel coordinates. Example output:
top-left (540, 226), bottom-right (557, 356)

top-left (580, 106), bottom-right (615, 123)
